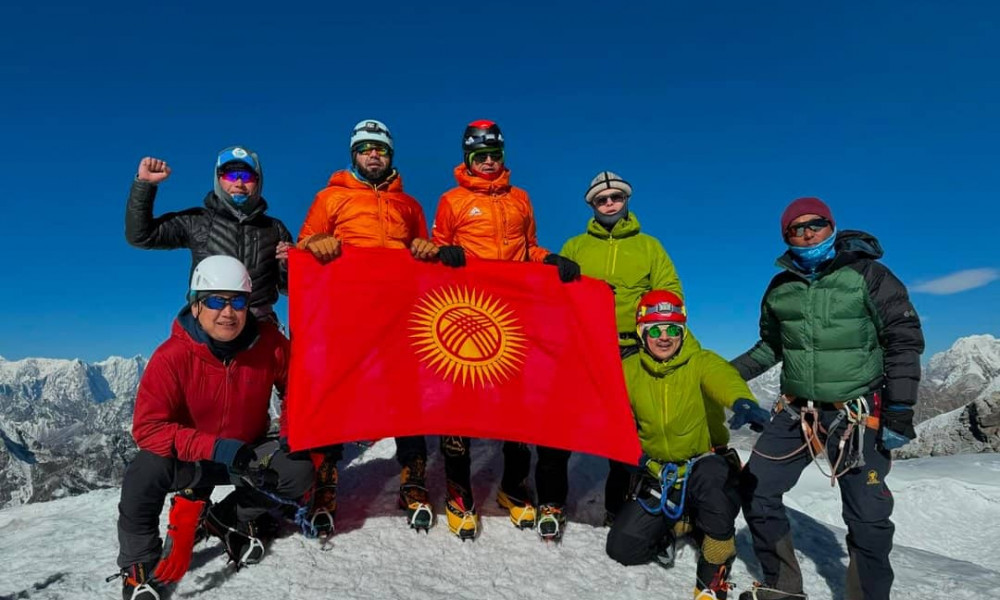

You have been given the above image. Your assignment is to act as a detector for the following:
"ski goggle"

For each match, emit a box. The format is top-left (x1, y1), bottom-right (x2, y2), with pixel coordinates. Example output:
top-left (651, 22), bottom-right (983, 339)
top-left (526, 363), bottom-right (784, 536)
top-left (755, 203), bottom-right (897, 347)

top-left (592, 192), bottom-right (627, 205)
top-left (201, 294), bottom-right (250, 311)
top-left (786, 217), bottom-right (831, 238)
top-left (645, 324), bottom-right (684, 338)
top-left (353, 142), bottom-right (391, 156)
top-left (218, 169), bottom-right (258, 184)
top-left (470, 149), bottom-right (504, 163)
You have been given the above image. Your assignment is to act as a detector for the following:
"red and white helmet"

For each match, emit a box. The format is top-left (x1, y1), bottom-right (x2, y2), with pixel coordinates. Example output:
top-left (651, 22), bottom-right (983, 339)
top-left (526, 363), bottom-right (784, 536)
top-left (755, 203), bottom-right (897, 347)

top-left (636, 290), bottom-right (686, 326)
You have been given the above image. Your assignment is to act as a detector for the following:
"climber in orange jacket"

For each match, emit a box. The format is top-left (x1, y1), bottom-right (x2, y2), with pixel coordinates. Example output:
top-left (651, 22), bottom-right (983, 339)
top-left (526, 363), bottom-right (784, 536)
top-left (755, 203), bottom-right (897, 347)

top-left (431, 119), bottom-right (581, 541)
top-left (296, 119), bottom-right (438, 536)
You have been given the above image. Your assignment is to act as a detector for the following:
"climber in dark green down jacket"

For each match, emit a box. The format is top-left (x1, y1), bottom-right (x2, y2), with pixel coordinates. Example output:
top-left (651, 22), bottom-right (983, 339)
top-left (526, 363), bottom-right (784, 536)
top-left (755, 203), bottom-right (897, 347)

top-left (731, 197), bottom-right (924, 600)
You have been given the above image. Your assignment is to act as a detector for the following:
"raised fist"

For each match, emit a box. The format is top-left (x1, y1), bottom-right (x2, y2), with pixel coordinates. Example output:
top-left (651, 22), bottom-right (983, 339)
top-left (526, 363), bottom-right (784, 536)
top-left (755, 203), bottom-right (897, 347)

top-left (137, 156), bottom-right (172, 184)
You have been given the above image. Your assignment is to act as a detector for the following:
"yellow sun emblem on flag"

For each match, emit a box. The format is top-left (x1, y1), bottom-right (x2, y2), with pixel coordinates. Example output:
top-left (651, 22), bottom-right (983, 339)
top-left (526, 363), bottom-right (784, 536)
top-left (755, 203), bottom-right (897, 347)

top-left (409, 286), bottom-right (527, 386)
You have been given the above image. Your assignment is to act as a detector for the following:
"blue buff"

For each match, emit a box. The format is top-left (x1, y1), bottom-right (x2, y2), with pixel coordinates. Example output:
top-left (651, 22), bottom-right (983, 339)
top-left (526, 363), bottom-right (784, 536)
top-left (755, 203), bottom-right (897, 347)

top-left (788, 228), bottom-right (837, 274)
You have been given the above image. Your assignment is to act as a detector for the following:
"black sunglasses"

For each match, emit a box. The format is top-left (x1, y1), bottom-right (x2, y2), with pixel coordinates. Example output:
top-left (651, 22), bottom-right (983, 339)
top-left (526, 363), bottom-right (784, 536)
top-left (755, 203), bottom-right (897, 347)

top-left (592, 192), bottom-right (626, 206)
top-left (786, 217), bottom-right (831, 238)
top-left (471, 150), bottom-right (504, 163)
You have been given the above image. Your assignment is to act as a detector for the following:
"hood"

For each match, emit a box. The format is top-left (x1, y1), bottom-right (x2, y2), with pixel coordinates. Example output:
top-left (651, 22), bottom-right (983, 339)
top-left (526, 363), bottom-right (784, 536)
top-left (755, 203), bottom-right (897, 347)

top-left (585, 211), bottom-right (641, 240)
top-left (832, 229), bottom-right (884, 259)
top-left (213, 149), bottom-right (264, 212)
top-left (776, 229), bottom-right (883, 273)
top-left (639, 327), bottom-right (700, 376)
top-left (327, 168), bottom-right (404, 193)
top-left (453, 164), bottom-right (512, 194)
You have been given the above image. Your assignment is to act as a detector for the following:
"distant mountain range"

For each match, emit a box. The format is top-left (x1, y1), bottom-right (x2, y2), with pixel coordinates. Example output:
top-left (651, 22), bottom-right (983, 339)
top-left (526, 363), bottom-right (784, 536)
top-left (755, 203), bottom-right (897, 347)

top-left (1, 334), bottom-right (997, 508)
top-left (0, 355), bottom-right (144, 508)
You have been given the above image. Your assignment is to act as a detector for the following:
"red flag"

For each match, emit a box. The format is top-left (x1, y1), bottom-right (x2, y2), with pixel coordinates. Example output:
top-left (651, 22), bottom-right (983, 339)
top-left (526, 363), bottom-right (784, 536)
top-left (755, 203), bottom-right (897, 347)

top-left (286, 247), bottom-right (640, 463)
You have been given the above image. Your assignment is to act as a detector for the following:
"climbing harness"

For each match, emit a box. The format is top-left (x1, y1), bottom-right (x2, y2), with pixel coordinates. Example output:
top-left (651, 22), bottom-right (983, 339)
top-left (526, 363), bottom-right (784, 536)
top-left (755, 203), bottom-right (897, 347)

top-left (752, 394), bottom-right (880, 486)
top-left (637, 453), bottom-right (711, 519)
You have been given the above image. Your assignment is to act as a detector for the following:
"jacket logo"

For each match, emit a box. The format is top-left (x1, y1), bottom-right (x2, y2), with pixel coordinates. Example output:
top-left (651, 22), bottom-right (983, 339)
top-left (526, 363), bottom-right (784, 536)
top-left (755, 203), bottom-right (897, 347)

top-left (866, 470), bottom-right (880, 486)
top-left (469, 207), bottom-right (482, 217)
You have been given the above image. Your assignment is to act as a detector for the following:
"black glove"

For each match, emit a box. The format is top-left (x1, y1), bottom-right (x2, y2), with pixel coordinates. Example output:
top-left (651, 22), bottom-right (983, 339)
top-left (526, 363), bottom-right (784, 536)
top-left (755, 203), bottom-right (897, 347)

top-left (212, 439), bottom-right (256, 475)
top-left (880, 406), bottom-right (916, 450)
top-left (242, 465), bottom-right (280, 490)
top-left (438, 245), bottom-right (466, 268)
top-left (543, 253), bottom-right (581, 283)
top-left (882, 406), bottom-right (916, 439)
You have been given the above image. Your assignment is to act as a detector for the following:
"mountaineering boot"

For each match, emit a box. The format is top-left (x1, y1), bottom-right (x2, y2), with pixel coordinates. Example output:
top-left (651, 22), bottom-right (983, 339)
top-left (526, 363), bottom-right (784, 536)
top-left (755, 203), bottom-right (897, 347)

top-left (655, 532), bottom-right (677, 569)
top-left (115, 561), bottom-right (164, 600)
top-left (203, 497), bottom-right (265, 569)
top-left (496, 481), bottom-right (536, 529)
top-left (695, 553), bottom-right (736, 599)
top-left (445, 480), bottom-right (479, 541)
top-left (736, 585), bottom-right (805, 600)
top-left (536, 503), bottom-right (567, 541)
top-left (308, 456), bottom-right (338, 538)
top-left (398, 456), bottom-right (434, 531)
top-left (737, 533), bottom-right (805, 599)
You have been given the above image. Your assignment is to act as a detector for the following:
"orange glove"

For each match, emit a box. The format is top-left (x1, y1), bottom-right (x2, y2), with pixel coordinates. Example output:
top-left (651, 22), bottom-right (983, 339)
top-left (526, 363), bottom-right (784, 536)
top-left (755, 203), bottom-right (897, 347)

top-left (301, 233), bottom-right (341, 263)
top-left (410, 238), bottom-right (439, 261)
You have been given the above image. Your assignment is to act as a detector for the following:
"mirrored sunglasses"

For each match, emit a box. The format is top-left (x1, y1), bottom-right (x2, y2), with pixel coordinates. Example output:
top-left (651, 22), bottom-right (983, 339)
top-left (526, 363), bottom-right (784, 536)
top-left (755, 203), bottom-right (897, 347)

top-left (646, 324), bottom-right (684, 338)
top-left (201, 295), bottom-right (250, 311)
top-left (218, 170), bottom-right (258, 184)
top-left (354, 142), bottom-right (391, 156)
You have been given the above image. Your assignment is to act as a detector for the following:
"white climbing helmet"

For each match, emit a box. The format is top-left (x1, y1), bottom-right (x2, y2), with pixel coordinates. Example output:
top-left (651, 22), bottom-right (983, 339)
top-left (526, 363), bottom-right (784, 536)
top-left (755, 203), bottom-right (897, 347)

top-left (189, 255), bottom-right (252, 297)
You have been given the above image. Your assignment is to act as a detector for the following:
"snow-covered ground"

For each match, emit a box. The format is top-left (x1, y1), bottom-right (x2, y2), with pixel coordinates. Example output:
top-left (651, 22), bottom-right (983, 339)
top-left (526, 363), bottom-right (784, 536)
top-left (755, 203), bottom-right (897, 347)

top-left (1, 441), bottom-right (998, 600)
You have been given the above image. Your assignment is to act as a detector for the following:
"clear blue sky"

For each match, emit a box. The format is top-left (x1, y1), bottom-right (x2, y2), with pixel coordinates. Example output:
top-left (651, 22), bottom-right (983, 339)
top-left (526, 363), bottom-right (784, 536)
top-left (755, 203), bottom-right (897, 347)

top-left (1, 1), bottom-right (997, 363)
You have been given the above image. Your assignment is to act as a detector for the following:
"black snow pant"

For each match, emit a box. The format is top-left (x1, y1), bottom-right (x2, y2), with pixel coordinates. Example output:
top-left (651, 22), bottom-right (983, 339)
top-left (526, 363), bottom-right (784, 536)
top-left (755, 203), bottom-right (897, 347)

top-left (314, 435), bottom-right (425, 468)
top-left (603, 342), bottom-right (643, 519)
top-left (604, 459), bottom-right (633, 518)
top-left (394, 435), bottom-right (427, 467)
top-left (441, 437), bottom-right (547, 502)
top-left (116, 442), bottom-right (314, 569)
top-left (606, 453), bottom-right (739, 565)
top-left (740, 401), bottom-right (895, 600)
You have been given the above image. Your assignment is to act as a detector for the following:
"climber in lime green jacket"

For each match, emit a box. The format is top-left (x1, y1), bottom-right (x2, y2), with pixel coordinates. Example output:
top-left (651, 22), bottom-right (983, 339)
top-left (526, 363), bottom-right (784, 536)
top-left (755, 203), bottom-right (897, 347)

top-left (555, 171), bottom-right (685, 525)
top-left (606, 290), bottom-right (769, 600)
top-left (560, 171), bottom-right (683, 350)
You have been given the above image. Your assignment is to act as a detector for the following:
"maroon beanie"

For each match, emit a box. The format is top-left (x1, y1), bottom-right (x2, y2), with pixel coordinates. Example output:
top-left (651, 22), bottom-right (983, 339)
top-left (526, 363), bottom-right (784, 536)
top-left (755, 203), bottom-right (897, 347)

top-left (781, 197), bottom-right (835, 235)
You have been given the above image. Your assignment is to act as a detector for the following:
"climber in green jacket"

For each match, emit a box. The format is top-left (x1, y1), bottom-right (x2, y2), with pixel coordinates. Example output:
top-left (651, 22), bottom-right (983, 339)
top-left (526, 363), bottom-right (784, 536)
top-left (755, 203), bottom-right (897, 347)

top-left (556, 170), bottom-right (685, 525)
top-left (606, 290), bottom-right (769, 600)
